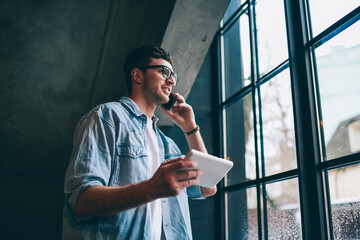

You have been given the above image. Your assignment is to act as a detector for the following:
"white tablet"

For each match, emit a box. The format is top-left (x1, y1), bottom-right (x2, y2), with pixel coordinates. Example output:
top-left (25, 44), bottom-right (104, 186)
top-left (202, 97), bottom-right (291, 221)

top-left (184, 149), bottom-right (233, 188)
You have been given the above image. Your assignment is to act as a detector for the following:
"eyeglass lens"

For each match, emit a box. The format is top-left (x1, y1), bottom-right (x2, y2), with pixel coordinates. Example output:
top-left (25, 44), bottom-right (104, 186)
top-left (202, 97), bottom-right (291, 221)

top-left (162, 66), bottom-right (177, 83)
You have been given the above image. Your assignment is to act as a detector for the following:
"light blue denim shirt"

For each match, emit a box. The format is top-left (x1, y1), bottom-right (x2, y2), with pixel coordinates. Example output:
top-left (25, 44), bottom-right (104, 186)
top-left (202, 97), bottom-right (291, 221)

top-left (62, 97), bottom-right (203, 240)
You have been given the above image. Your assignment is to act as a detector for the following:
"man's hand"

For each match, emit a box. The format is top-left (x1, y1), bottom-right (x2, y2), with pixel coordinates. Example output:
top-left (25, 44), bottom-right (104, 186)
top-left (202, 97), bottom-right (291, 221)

top-left (147, 156), bottom-right (202, 198)
top-left (161, 93), bottom-right (197, 133)
top-left (75, 157), bottom-right (202, 220)
top-left (161, 93), bottom-right (217, 199)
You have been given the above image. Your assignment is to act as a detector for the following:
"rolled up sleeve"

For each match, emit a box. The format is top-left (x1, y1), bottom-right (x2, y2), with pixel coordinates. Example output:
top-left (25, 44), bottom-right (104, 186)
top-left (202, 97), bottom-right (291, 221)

top-left (64, 112), bottom-right (115, 219)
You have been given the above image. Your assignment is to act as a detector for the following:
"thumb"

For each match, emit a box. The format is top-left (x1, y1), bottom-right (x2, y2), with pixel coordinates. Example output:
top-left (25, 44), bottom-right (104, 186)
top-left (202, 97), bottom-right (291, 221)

top-left (161, 106), bottom-right (174, 118)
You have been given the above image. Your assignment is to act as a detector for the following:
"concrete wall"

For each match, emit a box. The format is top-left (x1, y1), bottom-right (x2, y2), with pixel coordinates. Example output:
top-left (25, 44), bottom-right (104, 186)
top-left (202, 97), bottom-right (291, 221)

top-left (0, 0), bottom-right (228, 239)
top-left (0, 1), bottom-right (174, 238)
top-left (158, 0), bottom-right (229, 125)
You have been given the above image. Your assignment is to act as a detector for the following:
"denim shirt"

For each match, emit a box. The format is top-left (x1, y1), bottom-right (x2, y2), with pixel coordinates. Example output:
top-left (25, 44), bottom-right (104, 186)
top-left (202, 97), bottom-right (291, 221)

top-left (62, 97), bottom-right (203, 240)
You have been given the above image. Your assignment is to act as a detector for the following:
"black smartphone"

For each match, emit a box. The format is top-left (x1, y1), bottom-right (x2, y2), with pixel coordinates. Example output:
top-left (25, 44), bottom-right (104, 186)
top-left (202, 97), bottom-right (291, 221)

top-left (162, 92), bottom-right (177, 110)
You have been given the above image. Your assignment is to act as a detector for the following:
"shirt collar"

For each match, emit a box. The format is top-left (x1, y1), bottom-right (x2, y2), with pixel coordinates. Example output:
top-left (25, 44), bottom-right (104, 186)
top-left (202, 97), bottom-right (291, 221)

top-left (119, 97), bottom-right (159, 122)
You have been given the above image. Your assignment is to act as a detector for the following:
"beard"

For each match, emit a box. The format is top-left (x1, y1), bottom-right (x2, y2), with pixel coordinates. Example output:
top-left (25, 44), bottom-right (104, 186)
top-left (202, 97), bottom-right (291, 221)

top-left (142, 80), bottom-right (168, 105)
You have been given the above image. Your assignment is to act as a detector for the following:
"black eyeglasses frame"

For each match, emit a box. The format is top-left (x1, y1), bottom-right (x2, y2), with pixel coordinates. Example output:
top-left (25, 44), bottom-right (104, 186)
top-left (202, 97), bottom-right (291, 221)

top-left (137, 65), bottom-right (178, 85)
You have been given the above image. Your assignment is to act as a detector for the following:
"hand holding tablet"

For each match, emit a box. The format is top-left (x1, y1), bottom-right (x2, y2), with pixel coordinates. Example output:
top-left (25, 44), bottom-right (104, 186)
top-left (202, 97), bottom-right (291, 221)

top-left (184, 149), bottom-right (233, 188)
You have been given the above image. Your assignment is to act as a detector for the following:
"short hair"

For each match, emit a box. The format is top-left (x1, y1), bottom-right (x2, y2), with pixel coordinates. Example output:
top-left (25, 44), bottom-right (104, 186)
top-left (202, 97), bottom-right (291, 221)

top-left (123, 45), bottom-right (173, 94)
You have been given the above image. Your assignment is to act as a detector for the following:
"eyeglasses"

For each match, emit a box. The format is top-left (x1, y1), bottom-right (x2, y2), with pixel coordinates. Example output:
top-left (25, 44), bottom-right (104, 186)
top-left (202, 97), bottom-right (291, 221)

top-left (138, 65), bottom-right (178, 86)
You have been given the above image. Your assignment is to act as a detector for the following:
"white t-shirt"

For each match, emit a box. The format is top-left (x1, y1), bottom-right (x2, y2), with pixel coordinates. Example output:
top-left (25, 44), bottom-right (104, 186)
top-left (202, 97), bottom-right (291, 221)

top-left (145, 117), bottom-right (162, 240)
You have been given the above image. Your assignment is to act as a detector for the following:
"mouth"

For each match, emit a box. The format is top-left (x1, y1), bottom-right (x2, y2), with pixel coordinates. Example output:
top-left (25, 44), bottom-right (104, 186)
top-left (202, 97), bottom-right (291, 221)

top-left (161, 86), bottom-right (171, 95)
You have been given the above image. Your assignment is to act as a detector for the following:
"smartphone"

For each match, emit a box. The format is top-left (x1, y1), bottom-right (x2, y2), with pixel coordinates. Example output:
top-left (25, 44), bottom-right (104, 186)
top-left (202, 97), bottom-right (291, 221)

top-left (162, 92), bottom-right (177, 110)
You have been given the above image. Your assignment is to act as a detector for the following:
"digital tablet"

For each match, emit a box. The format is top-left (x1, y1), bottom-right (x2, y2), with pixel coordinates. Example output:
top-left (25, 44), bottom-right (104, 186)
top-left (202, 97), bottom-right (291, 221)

top-left (184, 149), bottom-right (233, 188)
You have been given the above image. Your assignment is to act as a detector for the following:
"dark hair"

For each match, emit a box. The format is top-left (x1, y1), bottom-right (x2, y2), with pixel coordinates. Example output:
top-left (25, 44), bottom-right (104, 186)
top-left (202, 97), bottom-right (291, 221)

top-left (123, 45), bottom-right (173, 94)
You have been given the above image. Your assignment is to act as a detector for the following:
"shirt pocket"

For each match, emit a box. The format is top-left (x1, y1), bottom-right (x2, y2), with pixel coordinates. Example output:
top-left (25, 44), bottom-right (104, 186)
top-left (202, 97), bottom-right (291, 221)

top-left (112, 145), bottom-right (148, 186)
top-left (117, 122), bottom-right (145, 147)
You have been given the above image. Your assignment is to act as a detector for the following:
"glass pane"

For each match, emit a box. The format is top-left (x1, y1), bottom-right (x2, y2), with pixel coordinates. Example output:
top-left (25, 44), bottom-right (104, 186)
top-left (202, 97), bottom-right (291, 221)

top-left (225, 93), bottom-right (255, 186)
top-left (308, 0), bottom-right (359, 36)
top-left (223, 0), bottom-right (245, 23)
top-left (256, 0), bottom-right (288, 76)
top-left (227, 187), bottom-right (258, 240)
top-left (265, 179), bottom-right (302, 239)
top-left (224, 13), bottom-right (251, 99)
top-left (314, 20), bottom-right (360, 160)
top-left (260, 69), bottom-right (297, 176)
top-left (328, 164), bottom-right (360, 239)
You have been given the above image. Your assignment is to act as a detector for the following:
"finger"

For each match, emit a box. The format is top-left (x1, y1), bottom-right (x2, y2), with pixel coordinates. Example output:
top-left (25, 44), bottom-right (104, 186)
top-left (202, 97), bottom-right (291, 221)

top-left (164, 159), bottom-right (198, 172)
top-left (161, 105), bottom-right (181, 120)
top-left (161, 105), bottom-right (176, 118)
top-left (172, 101), bottom-right (192, 111)
top-left (174, 93), bottom-right (185, 104)
top-left (161, 157), bottom-right (184, 166)
top-left (176, 169), bottom-right (202, 181)
top-left (178, 178), bottom-right (200, 188)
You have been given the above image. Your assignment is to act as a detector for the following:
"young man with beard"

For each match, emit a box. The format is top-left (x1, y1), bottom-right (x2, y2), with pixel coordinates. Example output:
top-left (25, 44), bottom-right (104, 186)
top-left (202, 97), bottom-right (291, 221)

top-left (62, 45), bottom-right (216, 239)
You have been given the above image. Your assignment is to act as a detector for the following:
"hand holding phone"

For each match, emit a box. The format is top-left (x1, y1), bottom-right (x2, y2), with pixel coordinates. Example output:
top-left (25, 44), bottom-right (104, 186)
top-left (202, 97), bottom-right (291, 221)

top-left (161, 93), bottom-right (196, 131)
top-left (162, 93), bottom-right (177, 110)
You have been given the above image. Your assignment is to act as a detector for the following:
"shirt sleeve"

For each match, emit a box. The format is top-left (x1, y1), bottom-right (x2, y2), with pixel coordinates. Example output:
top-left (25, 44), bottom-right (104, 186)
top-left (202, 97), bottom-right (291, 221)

top-left (158, 129), bottom-right (206, 200)
top-left (187, 185), bottom-right (206, 199)
top-left (64, 111), bottom-right (116, 220)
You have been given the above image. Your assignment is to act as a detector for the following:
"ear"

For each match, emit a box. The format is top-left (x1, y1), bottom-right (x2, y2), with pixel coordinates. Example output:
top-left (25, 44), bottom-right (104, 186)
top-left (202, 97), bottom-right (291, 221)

top-left (131, 68), bottom-right (143, 84)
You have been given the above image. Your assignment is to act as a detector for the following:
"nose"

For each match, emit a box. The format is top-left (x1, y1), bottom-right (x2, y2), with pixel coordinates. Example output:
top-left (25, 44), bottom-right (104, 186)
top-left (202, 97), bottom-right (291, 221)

top-left (166, 75), bottom-right (176, 86)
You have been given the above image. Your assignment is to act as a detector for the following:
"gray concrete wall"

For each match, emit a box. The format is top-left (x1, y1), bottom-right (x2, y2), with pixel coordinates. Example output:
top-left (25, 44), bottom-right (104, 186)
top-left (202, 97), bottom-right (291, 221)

top-left (157, 0), bottom-right (230, 125)
top-left (0, 1), bottom-right (174, 238)
top-left (0, 1), bottom-right (112, 238)
top-left (0, 0), bottom-right (228, 239)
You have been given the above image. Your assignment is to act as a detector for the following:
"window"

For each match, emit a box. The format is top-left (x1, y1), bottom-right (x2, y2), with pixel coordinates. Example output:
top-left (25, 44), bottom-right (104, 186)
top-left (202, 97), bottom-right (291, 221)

top-left (216, 0), bottom-right (360, 239)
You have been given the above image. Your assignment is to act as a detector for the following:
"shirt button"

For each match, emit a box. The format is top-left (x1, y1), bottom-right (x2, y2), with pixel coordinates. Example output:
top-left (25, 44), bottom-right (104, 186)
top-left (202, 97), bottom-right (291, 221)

top-left (163, 200), bottom-right (166, 203)
top-left (165, 224), bottom-right (168, 227)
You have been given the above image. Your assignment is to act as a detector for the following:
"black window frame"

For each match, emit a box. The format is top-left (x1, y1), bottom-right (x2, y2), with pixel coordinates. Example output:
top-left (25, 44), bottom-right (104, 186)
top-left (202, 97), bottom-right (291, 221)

top-left (215, 0), bottom-right (360, 239)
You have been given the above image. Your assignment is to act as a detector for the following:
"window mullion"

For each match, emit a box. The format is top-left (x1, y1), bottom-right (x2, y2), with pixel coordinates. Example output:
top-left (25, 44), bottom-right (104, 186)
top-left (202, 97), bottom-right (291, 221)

top-left (284, 0), bottom-right (329, 239)
top-left (249, 0), bottom-right (264, 239)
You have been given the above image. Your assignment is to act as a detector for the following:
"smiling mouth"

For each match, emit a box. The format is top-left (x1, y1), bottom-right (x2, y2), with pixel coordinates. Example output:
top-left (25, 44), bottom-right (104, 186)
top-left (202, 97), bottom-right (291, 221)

top-left (162, 87), bottom-right (171, 95)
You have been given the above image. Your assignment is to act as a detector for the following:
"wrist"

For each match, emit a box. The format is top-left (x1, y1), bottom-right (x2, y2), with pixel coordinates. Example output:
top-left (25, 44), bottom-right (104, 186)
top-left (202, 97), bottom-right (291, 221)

top-left (139, 179), bottom-right (157, 202)
top-left (183, 125), bottom-right (200, 136)
top-left (181, 122), bottom-right (197, 133)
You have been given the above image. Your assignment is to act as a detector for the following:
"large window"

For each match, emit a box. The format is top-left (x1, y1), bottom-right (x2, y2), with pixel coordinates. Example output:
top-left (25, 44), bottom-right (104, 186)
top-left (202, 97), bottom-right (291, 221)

top-left (216, 0), bottom-right (360, 239)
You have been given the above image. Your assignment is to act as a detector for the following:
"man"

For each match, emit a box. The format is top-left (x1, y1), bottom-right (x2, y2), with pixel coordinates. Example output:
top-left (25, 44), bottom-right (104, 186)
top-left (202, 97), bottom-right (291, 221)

top-left (62, 45), bottom-right (216, 239)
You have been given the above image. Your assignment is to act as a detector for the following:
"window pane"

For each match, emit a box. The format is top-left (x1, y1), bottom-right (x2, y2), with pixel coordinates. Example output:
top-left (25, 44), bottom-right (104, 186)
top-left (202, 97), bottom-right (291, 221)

top-left (227, 187), bottom-right (258, 240)
top-left (265, 178), bottom-right (302, 239)
top-left (328, 164), bottom-right (360, 239)
top-left (260, 69), bottom-right (297, 176)
top-left (223, 0), bottom-right (245, 23)
top-left (225, 93), bottom-right (255, 186)
top-left (314, 21), bottom-right (360, 160)
top-left (225, 93), bottom-right (255, 185)
top-left (256, 0), bottom-right (288, 76)
top-left (308, 0), bottom-right (359, 37)
top-left (224, 14), bottom-right (251, 99)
